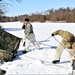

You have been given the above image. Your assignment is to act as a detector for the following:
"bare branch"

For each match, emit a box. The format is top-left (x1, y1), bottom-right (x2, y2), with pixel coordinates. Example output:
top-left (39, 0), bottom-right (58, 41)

top-left (0, 0), bottom-right (22, 16)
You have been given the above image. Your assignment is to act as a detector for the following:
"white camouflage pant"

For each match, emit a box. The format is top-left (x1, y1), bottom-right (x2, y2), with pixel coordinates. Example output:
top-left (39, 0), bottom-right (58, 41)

top-left (54, 42), bottom-right (75, 63)
top-left (25, 33), bottom-right (40, 51)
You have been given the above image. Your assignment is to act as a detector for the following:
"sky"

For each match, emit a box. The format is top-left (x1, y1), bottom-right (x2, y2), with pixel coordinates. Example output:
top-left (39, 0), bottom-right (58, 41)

top-left (4, 0), bottom-right (75, 16)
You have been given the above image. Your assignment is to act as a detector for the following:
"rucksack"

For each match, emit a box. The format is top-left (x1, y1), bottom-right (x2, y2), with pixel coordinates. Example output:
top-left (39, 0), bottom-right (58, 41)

top-left (0, 26), bottom-right (21, 62)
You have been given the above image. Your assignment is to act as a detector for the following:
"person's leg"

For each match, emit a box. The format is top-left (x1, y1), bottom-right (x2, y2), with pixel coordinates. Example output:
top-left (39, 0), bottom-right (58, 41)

top-left (23, 39), bottom-right (30, 54)
top-left (69, 49), bottom-right (75, 64)
top-left (70, 42), bottom-right (75, 64)
top-left (25, 39), bottom-right (30, 51)
top-left (34, 42), bottom-right (40, 50)
top-left (52, 42), bottom-right (64, 64)
top-left (30, 34), bottom-right (40, 50)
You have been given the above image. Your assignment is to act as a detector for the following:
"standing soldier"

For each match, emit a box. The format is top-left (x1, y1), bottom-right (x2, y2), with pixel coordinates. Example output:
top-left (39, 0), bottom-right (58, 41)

top-left (51, 29), bottom-right (75, 64)
top-left (22, 18), bottom-right (40, 54)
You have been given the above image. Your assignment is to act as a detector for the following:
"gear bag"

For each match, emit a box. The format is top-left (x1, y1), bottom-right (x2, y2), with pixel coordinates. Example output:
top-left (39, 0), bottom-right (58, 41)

top-left (0, 26), bottom-right (21, 62)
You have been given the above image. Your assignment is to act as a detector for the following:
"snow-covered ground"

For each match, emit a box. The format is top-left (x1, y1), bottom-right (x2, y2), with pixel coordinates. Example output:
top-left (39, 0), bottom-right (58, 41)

top-left (0, 21), bottom-right (75, 75)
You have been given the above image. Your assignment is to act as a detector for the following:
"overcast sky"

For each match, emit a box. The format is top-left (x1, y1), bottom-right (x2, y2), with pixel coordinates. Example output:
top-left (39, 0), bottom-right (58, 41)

top-left (5, 0), bottom-right (75, 16)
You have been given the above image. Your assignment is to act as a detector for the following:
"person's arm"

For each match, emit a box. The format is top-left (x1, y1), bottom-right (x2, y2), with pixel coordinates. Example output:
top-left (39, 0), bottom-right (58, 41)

top-left (25, 24), bottom-right (31, 38)
top-left (51, 30), bottom-right (61, 36)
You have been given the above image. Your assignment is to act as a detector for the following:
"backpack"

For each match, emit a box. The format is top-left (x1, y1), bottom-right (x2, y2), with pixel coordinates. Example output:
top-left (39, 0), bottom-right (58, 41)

top-left (0, 26), bottom-right (21, 62)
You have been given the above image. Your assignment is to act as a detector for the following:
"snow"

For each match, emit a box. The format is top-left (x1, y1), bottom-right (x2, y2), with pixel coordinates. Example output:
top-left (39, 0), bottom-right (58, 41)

top-left (0, 21), bottom-right (74, 75)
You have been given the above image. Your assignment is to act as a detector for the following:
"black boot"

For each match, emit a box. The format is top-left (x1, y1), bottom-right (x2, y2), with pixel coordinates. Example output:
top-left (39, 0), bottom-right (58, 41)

top-left (52, 60), bottom-right (60, 64)
top-left (23, 50), bottom-right (28, 54)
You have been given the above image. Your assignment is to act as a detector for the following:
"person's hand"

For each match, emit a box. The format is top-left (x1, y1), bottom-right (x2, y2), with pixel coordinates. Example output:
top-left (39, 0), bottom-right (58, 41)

top-left (22, 25), bottom-right (25, 29)
top-left (51, 33), bottom-right (54, 36)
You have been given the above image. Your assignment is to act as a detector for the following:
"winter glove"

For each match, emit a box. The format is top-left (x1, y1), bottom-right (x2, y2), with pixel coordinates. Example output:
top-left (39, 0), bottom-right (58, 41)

top-left (22, 25), bottom-right (25, 29)
top-left (51, 33), bottom-right (54, 36)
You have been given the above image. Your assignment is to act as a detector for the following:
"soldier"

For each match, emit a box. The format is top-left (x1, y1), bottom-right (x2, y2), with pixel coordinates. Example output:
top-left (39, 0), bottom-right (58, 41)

top-left (51, 29), bottom-right (75, 64)
top-left (22, 18), bottom-right (40, 54)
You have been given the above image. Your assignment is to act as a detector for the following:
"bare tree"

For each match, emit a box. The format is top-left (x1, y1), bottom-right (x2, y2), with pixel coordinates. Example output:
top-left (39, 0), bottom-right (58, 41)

top-left (0, 0), bottom-right (22, 16)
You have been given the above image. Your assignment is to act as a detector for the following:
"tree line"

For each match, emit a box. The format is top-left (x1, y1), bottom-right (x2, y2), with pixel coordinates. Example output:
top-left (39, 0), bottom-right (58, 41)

top-left (0, 7), bottom-right (75, 22)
